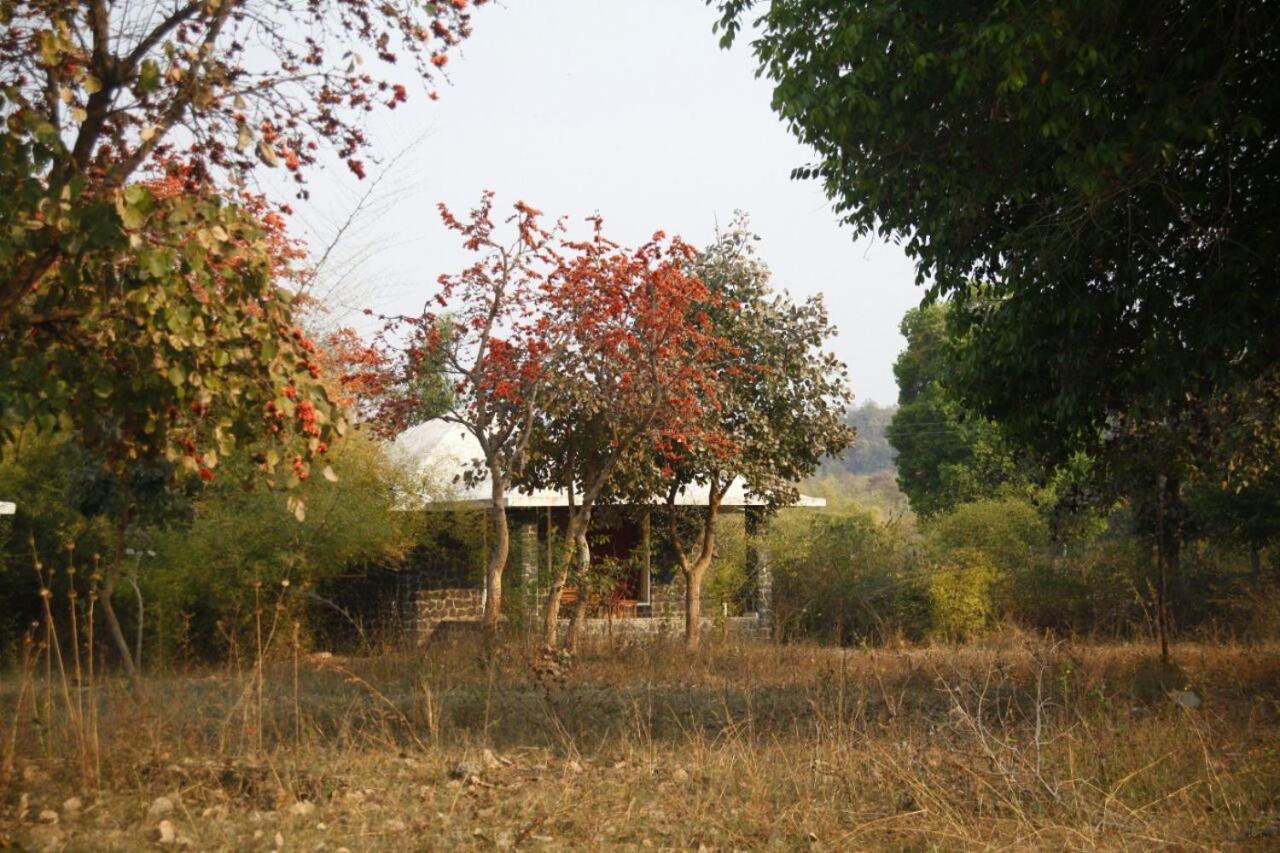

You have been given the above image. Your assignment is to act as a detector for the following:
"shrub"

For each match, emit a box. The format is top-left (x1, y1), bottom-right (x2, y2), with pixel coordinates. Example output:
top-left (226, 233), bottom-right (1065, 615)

top-left (769, 508), bottom-right (925, 644)
top-left (927, 548), bottom-right (1001, 641)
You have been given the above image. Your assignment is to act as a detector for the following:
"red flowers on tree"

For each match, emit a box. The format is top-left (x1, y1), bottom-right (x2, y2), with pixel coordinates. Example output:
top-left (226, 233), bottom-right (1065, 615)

top-left (372, 195), bottom-right (735, 645)
top-left (528, 222), bottom-right (733, 647)
top-left (374, 193), bottom-right (566, 637)
top-left (0, 0), bottom-right (490, 330)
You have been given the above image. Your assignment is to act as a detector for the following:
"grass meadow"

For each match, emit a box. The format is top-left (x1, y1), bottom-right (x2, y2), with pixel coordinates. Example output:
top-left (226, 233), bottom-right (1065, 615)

top-left (3, 627), bottom-right (1279, 851)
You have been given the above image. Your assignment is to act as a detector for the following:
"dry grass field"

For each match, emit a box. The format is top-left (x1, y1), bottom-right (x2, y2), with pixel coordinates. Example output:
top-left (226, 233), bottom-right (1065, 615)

top-left (2, 634), bottom-right (1279, 851)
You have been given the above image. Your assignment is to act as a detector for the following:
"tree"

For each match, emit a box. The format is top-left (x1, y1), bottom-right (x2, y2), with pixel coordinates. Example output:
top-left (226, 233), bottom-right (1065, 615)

top-left (374, 193), bottom-right (563, 638)
top-left (525, 223), bottom-right (729, 649)
top-left (650, 217), bottom-right (853, 648)
top-left (0, 166), bottom-right (345, 678)
top-left (886, 304), bottom-right (1035, 517)
top-left (0, 0), bottom-right (487, 326)
top-left (713, 2), bottom-right (1280, 659)
top-left (0, 165), bottom-right (343, 491)
top-left (827, 401), bottom-right (896, 476)
top-left (714, 1), bottom-right (1279, 443)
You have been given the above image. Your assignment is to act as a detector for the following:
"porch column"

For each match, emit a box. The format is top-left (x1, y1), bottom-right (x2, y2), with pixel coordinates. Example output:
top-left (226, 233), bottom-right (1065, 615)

top-left (639, 510), bottom-right (651, 613)
top-left (519, 517), bottom-right (539, 630)
top-left (745, 507), bottom-right (773, 636)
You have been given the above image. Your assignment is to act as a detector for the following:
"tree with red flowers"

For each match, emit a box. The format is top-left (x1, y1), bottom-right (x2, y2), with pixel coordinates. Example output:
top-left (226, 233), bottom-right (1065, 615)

top-left (0, 163), bottom-right (344, 681)
top-left (526, 223), bottom-right (730, 648)
top-left (374, 193), bottom-right (565, 637)
top-left (0, 0), bottom-right (488, 330)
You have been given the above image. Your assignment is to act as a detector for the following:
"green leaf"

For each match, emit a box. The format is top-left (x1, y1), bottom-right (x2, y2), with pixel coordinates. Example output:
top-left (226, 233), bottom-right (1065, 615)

top-left (137, 59), bottom-right (162, 94)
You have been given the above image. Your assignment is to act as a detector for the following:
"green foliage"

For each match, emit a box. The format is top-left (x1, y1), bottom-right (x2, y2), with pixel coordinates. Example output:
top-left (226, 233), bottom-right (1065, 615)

top-left (660, 214), bottom-right (855, 514)
top-left (922, 498), bottom-right (1048, 639)
top-left (0, 432), bottom-right (109, 657)
top-left (140, 432), bottom-right (415, 658)
top-left (0, 151), bottom-right (342, 494)
top-left (715, 1), bottom-right (1280, 464)
top-left (887, 304), bottom-right (1038, 516)
top-left (0, 427), bottom-right (416, 662)
top-left (925, 498), bottom-right (1050, 576)
top-left (802, 469), bottom-right (908, 520)
top-left (927, 551), bottom-right (1001, 642)
top-left (769, 508), bottom-right (926, 645)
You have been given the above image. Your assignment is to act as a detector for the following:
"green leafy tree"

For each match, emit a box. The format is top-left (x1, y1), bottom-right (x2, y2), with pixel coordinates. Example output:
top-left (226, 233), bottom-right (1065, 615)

top-left (0, 171), bottom-right (343, 480)
top-left (0, 164), bottom-right (344, 678)
top-left (886, 304), bottom-right (1035, 517)
top-left (714, 2), bottom-right (1280, 658)
top-left (649, 216), bottom-right (854, 648)
top-left (714, 1), bottom-right (1279, 446)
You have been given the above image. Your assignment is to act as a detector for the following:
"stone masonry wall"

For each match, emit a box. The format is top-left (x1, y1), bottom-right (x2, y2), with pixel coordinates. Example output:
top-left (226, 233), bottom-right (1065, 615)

top-left (416, 587), bottom-right (485, 644)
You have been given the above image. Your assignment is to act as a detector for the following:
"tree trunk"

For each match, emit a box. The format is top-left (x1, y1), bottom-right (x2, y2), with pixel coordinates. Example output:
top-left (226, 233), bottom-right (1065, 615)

top-left (101, 509), bottom-right (139, 685)
top-left (541, 508), bottom-right (589, 647)
top-left (482, 474), bottom-right (510, 639)
top-left (684, 565), bottom-right (702, 650)
top-left (1155, 474), bottom-right (1182, 665)
top-left (566, 528), bottom-right (591, 653)
top-left (673, 494), bottom-right (720, 651)
top-left (683, 547), bottom-right (716, 650)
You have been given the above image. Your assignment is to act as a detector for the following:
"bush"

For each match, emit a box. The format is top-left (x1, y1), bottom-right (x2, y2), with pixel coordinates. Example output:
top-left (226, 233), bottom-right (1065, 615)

top-left (769, 507), bottom-right (926, 644)
top-left (927, 548), bottom-right (1001, 641)
top-left (925, 497), bottom-right (1053, 630)
top-left (140, 431), bottom-right (420, 661)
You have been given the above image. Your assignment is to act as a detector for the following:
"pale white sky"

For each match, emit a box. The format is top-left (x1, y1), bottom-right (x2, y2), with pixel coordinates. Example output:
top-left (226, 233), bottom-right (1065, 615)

top-left (291, 0), bottom-right (921, 405)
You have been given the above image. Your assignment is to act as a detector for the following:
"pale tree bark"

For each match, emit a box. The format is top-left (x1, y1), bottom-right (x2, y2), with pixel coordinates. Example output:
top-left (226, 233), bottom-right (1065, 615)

top-left (541, 507), bottom-right (590, 647)
top-left (540, 451), bottom-right (627, 648)
top-left (669, 484), bottom-right (723, 651)
top-left (100, 511), bottom-right (139, 686)
top-left (566, 527), bottom-right (591, 653)
top-left (481, 470), bottom-right (510, 639)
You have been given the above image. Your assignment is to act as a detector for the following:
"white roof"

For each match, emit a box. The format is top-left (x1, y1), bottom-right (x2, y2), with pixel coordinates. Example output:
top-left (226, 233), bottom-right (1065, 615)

top-left (0, 501), bottom-right (14, 516)
top-left (392, 420), bottom-right (825, 509)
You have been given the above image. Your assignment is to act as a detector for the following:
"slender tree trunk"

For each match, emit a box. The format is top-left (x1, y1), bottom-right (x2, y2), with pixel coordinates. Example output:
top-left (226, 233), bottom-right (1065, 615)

top-left (482, 474), bottom-right (510, 639)
top-left (101, 513), bottom-right (138, 684)
top-left (566, 528), bottom-right (591, 653)
top-left (1154, 474), bottom-right (1182, 665)
top-left (683, 546), bottom-right (716, 650)
top-left (684, 565), bottom-right (702, 650)
top-left (542, 508), bottom-right (589, 647)
top-left (671, 493), bottom-right (720, 651)
top-left (128, 572), bottom-right (144, 671)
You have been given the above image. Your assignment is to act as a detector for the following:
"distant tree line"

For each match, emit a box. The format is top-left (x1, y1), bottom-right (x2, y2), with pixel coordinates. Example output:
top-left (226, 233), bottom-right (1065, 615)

top-left (821, 402), bottom-right (897, 477)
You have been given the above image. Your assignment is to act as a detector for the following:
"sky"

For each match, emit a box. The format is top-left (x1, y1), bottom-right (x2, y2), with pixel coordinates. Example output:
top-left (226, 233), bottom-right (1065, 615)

top-left (292, 0), bottom-right (923, 406)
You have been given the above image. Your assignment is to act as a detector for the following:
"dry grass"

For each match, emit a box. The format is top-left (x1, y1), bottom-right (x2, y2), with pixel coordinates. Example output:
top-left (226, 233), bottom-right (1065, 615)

top-left (2, 633), bottom-right (1279, 851)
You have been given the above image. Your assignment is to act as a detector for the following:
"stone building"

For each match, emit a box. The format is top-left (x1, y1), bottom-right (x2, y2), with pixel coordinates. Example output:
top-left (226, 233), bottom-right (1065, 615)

top-left (393, 419), bottom-right (825, 642)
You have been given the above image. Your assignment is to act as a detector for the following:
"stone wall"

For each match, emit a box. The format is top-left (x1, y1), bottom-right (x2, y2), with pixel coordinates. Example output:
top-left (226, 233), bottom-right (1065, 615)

top-left (571, 613), bottom-right (769, 641)
top-left (415, 587), bottom-right (486, 643)
top-left (413, 578), bottom-right (772, 645)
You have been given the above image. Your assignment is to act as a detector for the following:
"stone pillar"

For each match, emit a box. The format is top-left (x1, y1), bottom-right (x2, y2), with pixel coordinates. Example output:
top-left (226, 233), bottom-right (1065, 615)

top-left (745, 507), bottom-right (773, 636)
top-left (638, 510), bottom-right (652, 614)
top-left (520, 517), bottom-right (539, 630)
